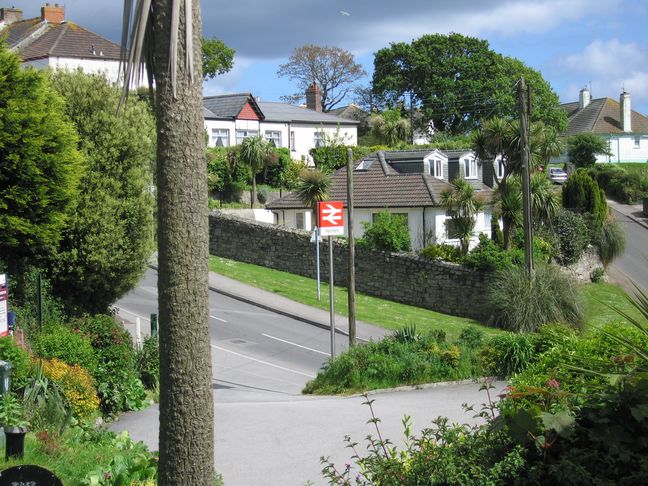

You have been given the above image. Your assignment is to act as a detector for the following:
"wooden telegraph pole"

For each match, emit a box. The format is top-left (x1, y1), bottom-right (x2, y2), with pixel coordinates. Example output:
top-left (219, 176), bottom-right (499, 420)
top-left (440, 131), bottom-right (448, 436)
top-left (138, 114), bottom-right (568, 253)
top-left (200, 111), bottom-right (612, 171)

top-left (517, 77), bottom-right (534, 278)
top-left (346, 148), bottom-right (356, 346)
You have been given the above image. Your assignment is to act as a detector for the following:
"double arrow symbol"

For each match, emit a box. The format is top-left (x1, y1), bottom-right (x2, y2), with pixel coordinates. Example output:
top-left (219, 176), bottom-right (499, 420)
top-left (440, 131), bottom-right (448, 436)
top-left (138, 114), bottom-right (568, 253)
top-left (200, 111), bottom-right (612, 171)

top-left (321, 203), bottom-right (343, 225)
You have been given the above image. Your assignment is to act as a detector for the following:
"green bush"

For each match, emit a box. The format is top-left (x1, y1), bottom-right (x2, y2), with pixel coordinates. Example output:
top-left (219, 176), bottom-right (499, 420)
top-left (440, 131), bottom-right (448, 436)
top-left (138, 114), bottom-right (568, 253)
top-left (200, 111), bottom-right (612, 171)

top-left (551, 209), bottom-right (590, 265)
top-left (477, 332), bottom-right (539, 377)
top-left (71, 315), bottom-right (147, 415)
top-left (462, 234), bottom-right (517, 271)
top-left (136, 336), bottom-right (159, 390)
top-left (588, 164), bottom-right (648, 203)
top-left (0, 337), bottom-right (33, 391)
top-left (567, 133), bottom-right (611, 168)
top-left (309, 145), bottom-right (387, 174)
top-left (32, 325), bottom-right (98, 374)
top-left (590, 267), bottom-right (606, 283)
top-left (419, 242), bottom-right (463, 262)
top-left (592, 214), bottom-right (625, 266)
top-left (261, 147), bottom-right (292, 188)
top-left (359, 210), bottom-right (411, 252)
top-left (457, 326), bottom-right (485, 349)
top-left (562, 170), bottom-right (607, 228)
top-left (486, 263), bottom-right (584, 332)
top-left (206, 146), bottom-right (251, 201)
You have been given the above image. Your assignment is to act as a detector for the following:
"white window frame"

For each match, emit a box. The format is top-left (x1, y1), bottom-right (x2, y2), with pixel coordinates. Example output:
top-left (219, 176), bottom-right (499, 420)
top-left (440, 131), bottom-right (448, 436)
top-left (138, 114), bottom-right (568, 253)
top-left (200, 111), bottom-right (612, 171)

top-left (463, 156), bottom-right (478, 179)
top-left (313, 131), bottom-right (325, 148)
top-left (265, 130), bottom-right (282, 148)
top-left (290, 131), bottom-right (296, 151)
top-left (433, 159), bottom-right (443, 179)
top-left (236, 129), bottom-right (259, 145)
top-left (211, 129), bottom-right (229, 147)
top-left (295, 212), bottom-right (305, 230)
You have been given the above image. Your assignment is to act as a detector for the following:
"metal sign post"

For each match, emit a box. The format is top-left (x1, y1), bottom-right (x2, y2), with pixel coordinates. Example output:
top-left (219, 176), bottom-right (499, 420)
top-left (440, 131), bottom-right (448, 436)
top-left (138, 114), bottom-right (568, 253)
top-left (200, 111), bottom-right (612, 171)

top-left (318, 201), bottom-right (345, 359)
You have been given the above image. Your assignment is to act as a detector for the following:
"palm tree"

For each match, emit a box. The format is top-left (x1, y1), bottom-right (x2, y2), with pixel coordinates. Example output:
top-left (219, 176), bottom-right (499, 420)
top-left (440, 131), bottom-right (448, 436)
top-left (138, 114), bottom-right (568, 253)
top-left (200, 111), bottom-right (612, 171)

top-left (240, 135), bottom-right (272, 207)
top-left (370, 108), bottom-right (411, 146)
top-left (530, 172), bottom-right (559, 226)
top-left (440, 179), bottom-right (485, 255)
top-left (121, 1), bottom-right (213, 484)
top-left (295, 168), bottom-right (331, 227)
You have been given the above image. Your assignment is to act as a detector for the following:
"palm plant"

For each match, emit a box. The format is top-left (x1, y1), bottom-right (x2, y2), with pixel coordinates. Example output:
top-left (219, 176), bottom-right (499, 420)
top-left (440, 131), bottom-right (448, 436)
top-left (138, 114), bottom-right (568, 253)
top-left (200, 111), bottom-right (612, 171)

top-left (295, 168), bottom-right (332, 226)
top-left (370, 108), bottom-right (411, 146)
top-left (441, 179), bottom-right (484, 255)
top-left (530, 172), bottom-right (559, 226)
top-left (240, 135), bottom-right (273, 207)
top-left (121, 1), bottom-right (214, 483)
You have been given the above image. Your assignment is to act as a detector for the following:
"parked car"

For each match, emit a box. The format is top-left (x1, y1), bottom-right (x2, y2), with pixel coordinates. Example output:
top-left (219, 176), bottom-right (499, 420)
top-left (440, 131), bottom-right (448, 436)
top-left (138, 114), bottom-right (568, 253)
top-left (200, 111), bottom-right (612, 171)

top-left (549, 168), bottom-right (568, 184)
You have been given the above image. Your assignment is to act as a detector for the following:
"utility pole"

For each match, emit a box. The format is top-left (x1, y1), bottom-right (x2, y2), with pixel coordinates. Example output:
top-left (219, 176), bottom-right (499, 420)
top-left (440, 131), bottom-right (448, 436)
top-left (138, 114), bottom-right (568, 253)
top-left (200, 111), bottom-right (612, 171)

top-left (346, 148), bottom-right (356, 346)
top-left (517, 77), bottom-right (534, 278)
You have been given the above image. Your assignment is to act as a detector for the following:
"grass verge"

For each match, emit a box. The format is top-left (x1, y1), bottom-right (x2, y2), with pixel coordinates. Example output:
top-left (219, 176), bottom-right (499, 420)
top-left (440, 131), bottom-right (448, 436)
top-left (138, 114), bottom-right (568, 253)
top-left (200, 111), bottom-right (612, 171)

top-left (579, 282), bottom-right (644, 329)
top-left (208, 256), bottom-right (500, 341)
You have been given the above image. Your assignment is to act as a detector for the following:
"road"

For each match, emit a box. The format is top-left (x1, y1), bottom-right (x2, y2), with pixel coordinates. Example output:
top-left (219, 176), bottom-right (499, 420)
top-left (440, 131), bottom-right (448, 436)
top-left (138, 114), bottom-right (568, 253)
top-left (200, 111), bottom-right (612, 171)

top-left (610, 208), bottom-right (648, 293)
top-left (113, 268), bottom-right (502, 485)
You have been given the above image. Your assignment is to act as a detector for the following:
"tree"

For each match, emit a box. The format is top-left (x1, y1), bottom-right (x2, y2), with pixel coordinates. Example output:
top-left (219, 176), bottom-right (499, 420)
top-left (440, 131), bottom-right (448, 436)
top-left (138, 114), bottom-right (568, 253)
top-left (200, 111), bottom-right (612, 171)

top-left (372, 33), bottom-right (566, 134)
top-left (370, 108), bottom-right (411, 146)
top-left (121, 1), bottom-right (213, 484)
top-left (48, 70), bottom-right (155, 314)
top-left (240, 135), bottom-right (273, 207)
top-left (562, 170), bottom-right (607, 228)
top-left (360, 210), bottom-right (412, 252)
top-left (295, 168), bottom-right (331, 225)
top-left (201, 37), bottom-right (234, 80)
top-left (0, 42), bottom-right (82, 271)
top-left (278, 45), bottom-right (366, 111)
top-left (441, 180), bottom-right (485, 255)
top-left (567, 133), bottom-right (612, 168)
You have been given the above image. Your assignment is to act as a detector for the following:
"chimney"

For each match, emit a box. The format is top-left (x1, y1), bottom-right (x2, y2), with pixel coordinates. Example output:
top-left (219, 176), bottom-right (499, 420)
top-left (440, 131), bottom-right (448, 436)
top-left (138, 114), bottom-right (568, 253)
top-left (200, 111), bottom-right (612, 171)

top-left (41, 3), bottom-right (65, 23)
top-left (578, 87), bottom-right (590, 109)
top-left (620, 90), bottom-right (632, 132)
top-left (0, 7), bottom-right (23, 24)
top-left (306, 82), bottom-right (322, 112)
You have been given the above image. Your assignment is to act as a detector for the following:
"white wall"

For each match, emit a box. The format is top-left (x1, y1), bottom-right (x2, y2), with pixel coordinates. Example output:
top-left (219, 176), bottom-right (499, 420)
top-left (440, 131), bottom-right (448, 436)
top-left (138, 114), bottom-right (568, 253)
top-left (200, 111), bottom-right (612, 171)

top-left (553, 133), bottom-right (648, 164)
top-left (24, 57), bottom-right (148, 88)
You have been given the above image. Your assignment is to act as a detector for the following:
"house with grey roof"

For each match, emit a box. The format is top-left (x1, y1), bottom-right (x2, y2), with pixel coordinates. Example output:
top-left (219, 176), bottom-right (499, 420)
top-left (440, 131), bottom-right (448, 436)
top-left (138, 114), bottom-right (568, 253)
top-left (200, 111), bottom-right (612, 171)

top-left (558, 88), bottom-right (648, 163)
top-left (0, 4), bottom-right (134, 86)
top-left (266, 149), bottom-right (494, 250)
top-left (203, 83), bottom-right (358, 163)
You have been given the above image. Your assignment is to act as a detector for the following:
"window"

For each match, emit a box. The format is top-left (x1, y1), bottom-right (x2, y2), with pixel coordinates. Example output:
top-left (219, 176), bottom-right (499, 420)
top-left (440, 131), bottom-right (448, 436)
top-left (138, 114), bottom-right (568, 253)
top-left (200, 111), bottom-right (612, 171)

top-left (265, 130), bottom-right (281, 147)
top-left (314, 131), bottom-right (325, 148)
top-left (433, 159), bottom-right (443, 179)
top-left (295, 212), bottom-right (305, 230)
top-left (445, 212), bottom-right (461, 239)
top-left (635, 136), bottom-right (641, 149)
top-left (236, 129), bottom-right (258, 145)
top-left (290, 131), bottom-right (295, 151)
top-left (463, 157), bottom-right (478, 179)
top-left (211, 129), bottom-right (229, 147)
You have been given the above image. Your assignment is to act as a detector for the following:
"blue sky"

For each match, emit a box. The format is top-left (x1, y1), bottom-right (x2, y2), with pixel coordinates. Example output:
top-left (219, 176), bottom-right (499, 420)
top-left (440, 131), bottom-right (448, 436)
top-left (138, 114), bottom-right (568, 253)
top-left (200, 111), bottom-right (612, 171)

top-left (12, 0), bottom-right (648, 114)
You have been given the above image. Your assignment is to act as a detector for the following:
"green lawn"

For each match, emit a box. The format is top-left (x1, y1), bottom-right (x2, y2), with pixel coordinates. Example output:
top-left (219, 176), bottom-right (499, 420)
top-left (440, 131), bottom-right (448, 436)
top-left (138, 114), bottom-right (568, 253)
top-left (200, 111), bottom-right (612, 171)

top-left (209, 256), bottom-right (500, 341)
top-left (209, 256), bottom-right (640, 341)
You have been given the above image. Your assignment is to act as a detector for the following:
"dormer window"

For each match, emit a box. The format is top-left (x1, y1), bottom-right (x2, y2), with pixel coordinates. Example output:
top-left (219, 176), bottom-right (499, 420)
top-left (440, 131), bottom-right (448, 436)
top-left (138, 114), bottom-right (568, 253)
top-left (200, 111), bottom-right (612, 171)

top-left (463, 156), bottom-right (478, 179)
top-left (424, 151), bottom-right (447, 180)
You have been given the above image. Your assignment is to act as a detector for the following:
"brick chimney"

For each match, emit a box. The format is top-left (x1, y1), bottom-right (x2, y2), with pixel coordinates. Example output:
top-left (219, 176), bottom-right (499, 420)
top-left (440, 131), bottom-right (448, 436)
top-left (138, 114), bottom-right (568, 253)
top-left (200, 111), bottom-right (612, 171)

top-left (578, 87), bottom-right (590, 109)
top-left (620, 90), bottom-right (632, 132)
top-left (306, 82), bottom-right (322, 112)
top-left (0, 7), bottom-right (23, 24)
top-left (41, 3), bottom-right (65, 23)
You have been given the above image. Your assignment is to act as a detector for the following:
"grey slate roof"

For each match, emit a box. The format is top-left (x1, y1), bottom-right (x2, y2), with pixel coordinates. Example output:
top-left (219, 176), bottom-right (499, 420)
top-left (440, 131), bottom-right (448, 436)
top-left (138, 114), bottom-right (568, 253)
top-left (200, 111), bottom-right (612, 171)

top-left (4, 18), bottom-right (121, 61)
top-left (256, 101), bottom-right (358, 125)
top-left (267, 150), bottom-right (493, 210)
top-left (203, 93), bottom-right (264, 120)
top-left (561, 97), bottom-right (648, 136)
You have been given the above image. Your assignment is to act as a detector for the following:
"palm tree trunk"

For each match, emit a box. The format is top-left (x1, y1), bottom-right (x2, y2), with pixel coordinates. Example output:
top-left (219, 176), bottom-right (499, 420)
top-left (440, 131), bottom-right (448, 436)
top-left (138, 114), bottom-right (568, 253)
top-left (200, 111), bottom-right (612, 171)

top-left (151, 1), bottom-right (214, 484)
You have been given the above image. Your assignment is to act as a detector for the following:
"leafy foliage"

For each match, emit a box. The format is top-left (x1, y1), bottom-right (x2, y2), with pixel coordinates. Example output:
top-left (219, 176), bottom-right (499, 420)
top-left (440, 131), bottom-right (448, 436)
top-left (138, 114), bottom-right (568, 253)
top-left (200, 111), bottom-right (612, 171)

top-left (360, 210), bottom-right (412, 252)
top-left (567, 133), bottom-right (612, 168)
top-left (419, 243), bottom-right (463, 263)
top-left (562, 170), bottom-right (607, 228)
top-left (42, 358), bottom-right (100, 420)
top-left (136, 336), bottom-right (160, 390)
top-left (48, 70), bottom-right (155, 314)
top-left (294, 168), bottom-right (331, 217)
top-left (32, 325), bottom-right (98, 375)
top-left (551, 209), bottom-right (590, 265)
top-left (370, 109), bottom-right (411, 145)
top-left (0, 42), bottom-right (82, 266)
top-left (201, 37), bottom-right (234, 80)
top-left (277, 45), bottom-right (366, 111)
top-left (477, 332), bottom-right (541, 377)
top-left (309, 145), bottom-right (387, 174)
top-left (592, 214), bottom-right (625, 266)
top-left (588, 163), bottom-right (648, 204)
top-left (486, 263), bottom-right (584, 332)
top-left (0, 337), bottom-right (33, 392)
top-left (441, 179), bottom-right (485, 255)
top-left (463, 234), bottom-right (518, 271)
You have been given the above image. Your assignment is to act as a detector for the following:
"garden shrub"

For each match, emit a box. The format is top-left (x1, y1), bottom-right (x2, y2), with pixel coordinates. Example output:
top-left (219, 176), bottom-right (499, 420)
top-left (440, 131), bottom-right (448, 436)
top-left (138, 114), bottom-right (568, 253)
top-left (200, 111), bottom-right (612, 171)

top-left (32, 325), bottom-right (98, 374)
top-left (457, 326), bottom-right (485, 349)
top-left (477, 332), bottom-right (539, 377)
top-left (551, 208), bottom-right (590, 265)
top-left (419, 242), bottom-right (462, 262)
top-left (561, 170), bottom-right (607, 228)
top-left (588, 164), bottom-right (648, 203)
top-left (359, 210), bottom-right (411, 252)
top-left (136, 336), bottom-right (159, 390)
top-left (43, 358), bottom-right (100, 420)
top-left (462, 234), bottom-right (516, 271)
top-left (592, 214), bottom-right (625, 266)
top-left (511, 230), bottom-right (555, 263)
top-left (0, 336), bottom-right (32, 391)
top-left (486, 263), bottom-right (584, 332)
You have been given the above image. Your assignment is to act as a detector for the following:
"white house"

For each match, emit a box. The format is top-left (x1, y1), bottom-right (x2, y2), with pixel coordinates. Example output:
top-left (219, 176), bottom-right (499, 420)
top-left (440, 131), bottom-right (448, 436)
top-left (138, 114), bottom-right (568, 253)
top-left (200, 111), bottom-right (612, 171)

top-left (558, 88), bottom-right (648, 163)
top-left (266, 149), bottom-right (494, 251)
top-left (0, 4), bottom-right (134, 85)
top-left (203, 84), bottom-right (358, 164)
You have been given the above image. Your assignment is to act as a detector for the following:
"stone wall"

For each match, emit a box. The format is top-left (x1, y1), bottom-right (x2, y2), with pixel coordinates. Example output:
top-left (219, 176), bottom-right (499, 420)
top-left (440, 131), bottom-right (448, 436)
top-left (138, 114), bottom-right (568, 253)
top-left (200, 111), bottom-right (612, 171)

top-left (209, 213), bottom-right (492, 320)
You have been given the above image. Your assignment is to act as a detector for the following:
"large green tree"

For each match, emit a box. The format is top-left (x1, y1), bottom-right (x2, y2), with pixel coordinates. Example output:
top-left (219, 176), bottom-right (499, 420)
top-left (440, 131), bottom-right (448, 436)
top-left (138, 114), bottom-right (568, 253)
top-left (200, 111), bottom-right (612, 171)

top-left (567, 133), bottom-right (612, 167)
top-left (372, 33), bottom-right (566, 134)
top-left (48, 70), bottom-right (155, 314)
top-left (0, 42), bottom-right (82, 270)
top-left (122, 0), bottom-right (214, 483)
top-left (201, 37), bottom-right (234, 80)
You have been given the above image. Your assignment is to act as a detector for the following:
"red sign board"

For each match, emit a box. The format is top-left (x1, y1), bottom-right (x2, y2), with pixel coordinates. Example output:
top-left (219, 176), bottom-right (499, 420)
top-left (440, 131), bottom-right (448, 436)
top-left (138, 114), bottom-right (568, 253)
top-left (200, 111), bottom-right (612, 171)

top-left (317, 201), bottom-right (344, 236)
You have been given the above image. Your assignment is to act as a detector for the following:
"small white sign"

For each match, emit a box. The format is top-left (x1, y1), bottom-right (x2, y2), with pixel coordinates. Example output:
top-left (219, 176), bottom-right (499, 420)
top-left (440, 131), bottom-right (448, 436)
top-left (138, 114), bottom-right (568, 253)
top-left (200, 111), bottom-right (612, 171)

top-left (320, 226), bottom-right (344, 237)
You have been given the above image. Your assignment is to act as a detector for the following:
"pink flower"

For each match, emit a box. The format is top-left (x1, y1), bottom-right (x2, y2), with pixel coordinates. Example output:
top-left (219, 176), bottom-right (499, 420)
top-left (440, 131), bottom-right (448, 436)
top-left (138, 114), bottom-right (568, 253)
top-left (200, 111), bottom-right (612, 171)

top-left (545, 379), bottom-right (560, 389)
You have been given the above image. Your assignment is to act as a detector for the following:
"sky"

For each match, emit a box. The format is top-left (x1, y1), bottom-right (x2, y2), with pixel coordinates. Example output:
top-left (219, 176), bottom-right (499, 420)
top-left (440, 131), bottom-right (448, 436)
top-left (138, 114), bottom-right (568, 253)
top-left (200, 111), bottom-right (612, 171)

top-left (11, 0), bottom-right (648, 114)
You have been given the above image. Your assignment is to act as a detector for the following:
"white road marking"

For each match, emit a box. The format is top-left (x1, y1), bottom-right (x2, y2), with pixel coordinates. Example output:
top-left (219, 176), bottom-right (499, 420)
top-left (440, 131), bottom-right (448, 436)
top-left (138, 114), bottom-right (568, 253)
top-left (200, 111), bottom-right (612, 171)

top-left (115, 307), bottom-right (150, 322)
top-left (262, 333), bottom-right (330, 356)
top-left (209, 315), bottom-right (227, 323)
top-left (210, 344), bottom-right (315, 378)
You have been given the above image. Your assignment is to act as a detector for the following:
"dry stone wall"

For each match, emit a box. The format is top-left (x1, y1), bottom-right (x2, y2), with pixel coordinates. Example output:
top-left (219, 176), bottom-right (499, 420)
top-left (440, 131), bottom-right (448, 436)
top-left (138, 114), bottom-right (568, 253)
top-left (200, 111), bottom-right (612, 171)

top-left (209, 213), bottom-right (492, 320)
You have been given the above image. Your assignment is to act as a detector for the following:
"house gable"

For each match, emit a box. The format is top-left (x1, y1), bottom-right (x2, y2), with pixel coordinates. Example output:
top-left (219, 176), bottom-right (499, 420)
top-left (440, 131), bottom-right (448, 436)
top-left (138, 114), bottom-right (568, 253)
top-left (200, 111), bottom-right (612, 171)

top-left (237, 100), bottom-right (261, 121)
